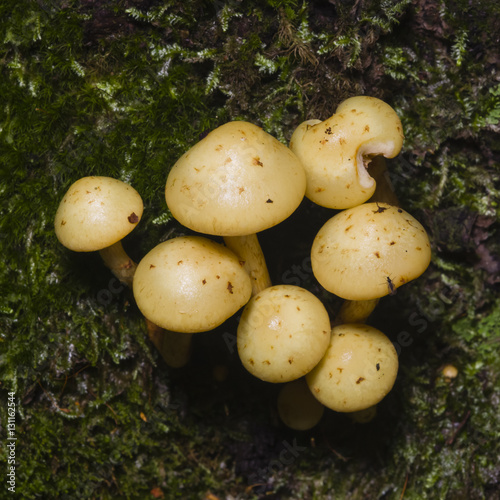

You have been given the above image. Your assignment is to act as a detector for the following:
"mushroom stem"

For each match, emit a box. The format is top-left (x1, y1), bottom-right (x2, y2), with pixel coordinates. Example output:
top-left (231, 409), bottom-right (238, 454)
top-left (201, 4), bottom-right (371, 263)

top-left (223, 234), bottom-right (272, 295)
top-left (366, 156), bottom-right (400, 206)
top-left (99, 241), bottom-right (137, 288)
top-left (334, 298), bottom-right (380, 325)
top-left (146, 320), bottom-right (193, 368)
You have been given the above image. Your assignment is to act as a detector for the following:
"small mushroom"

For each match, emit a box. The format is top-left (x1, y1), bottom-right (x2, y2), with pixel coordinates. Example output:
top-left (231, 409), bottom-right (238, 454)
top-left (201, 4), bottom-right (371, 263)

top-left (277, 378), bottom-right (325, 431)
top-left (311, 202), bottom-right (431, 301)
top-left (133, 236), bottom-right (252, 333)
top-left (165, 121), bottom-right (306, 294)
top-left (237, 285), bottom-right (331, 383)
top-left (54, 176), bottom-right (143, 286)
top-left (289, 96), bottom-right (404, 209)
top-left (306, 324), bottom-right (398, 412)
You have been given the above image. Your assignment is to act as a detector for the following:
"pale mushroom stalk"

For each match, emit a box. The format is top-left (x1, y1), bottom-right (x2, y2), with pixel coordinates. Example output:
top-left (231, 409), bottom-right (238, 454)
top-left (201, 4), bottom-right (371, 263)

top-left (223, 234), bottom-right (272, 295)
top-left (277, 378), bottom-right (325, 431)
top-left (334, 297), bottom-right (380, 325)
top-left (145, 320), bottom-right (193, 369)
top-left (99, 240), bottom-right (137, 288)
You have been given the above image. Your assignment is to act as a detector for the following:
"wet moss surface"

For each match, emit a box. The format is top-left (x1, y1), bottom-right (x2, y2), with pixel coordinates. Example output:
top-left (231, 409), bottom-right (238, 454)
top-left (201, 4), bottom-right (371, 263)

top-left (1, 0), bottom-right (499, 498)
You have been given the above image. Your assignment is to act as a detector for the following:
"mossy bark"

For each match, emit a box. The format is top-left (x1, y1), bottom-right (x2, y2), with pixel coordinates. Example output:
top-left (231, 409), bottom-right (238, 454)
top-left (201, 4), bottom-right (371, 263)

top-left (1, 0), bottom-right (499, 498)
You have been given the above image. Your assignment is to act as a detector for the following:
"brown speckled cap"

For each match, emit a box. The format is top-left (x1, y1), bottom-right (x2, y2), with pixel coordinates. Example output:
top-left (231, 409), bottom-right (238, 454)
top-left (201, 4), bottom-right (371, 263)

top-left (54, 176), bottom-right (143, 252)
top-left (165, 121), bottom-right (306, 236)
top-left (290, 96), bottom-right (404, 209)
top-left (133, 236), bottom-right (252, 333)
top-left (237, 285), bottom-right (331, 383)
top-left (311, 202), bottom-right (431, 300)
top-left (306, 323), bottom-right (398, 412)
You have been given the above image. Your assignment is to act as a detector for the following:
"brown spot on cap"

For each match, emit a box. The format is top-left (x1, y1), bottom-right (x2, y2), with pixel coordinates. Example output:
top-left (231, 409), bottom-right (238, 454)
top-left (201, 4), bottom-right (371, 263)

top-left (128, 212), bottom-right (139, 224)
top-left (356, 377), bottom-right (365, 384)
top-left (266, 199), bottom-right (273, 203)
top-left (227, 281), bottom-right (234, 294)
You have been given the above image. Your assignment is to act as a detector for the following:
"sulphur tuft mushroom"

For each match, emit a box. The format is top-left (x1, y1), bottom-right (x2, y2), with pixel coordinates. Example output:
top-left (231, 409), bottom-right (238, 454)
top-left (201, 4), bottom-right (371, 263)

top-left (54, 176), bottom-right (143, 286)
top-left (133, 235), bottom-right (252, 333)
top-left (277, 378), bottom-right (325, 431)
top-left (306, 323), bottom-right (398, 412)
top-left (165, 120), bottom-right (306, 294)
top-left (311, 202), bottom-right (431, 301)
top-left (237, 284), bottom-right (331, 383)
top-left (289, 96), bottom-right (404, 210)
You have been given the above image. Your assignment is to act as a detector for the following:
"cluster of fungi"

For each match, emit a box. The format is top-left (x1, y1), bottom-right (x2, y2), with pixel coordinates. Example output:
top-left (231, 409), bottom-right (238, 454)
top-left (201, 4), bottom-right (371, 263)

top-left (55, 96), bottom-right (431, 430)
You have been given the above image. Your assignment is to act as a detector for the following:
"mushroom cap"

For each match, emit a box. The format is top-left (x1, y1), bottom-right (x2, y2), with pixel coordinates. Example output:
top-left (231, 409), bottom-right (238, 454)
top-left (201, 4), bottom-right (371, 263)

top-left (165, 121), bottom-right (306, 236)
top-left (277, 378), bottom-right (325, 431)
top-left (311, 202), bottom-right (431, 300)
top-left (237, 285), bottom-right (331, 383)
top-left (54, 176), bottom-right (143, 252)
top-left (133, 236), bottom-right (252, 333)
top-left (289, 96), bottom-right (404, 209)
top-left (306, 324), bottom-right (398, 412)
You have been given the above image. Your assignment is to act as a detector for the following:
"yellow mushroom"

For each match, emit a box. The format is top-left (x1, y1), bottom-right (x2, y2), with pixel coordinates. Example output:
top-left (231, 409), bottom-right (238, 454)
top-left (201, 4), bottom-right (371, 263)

top-left (289, 96), bottom-right (404, 210)
top-left (54, 176), bottom-right (143, 286)
top-left (306, 324), bottom-right (398, 412)
top-left (165, 121), bottom-right (306, 294)
top-left (311, 202), bottom-right (431, 301)
top-left (237, 285), bottom-right (331, 383)
top-left (133, 236), bottom-right (252, 333)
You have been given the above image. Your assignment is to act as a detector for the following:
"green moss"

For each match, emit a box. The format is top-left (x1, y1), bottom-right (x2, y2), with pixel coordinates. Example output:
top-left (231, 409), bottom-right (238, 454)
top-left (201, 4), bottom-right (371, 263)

top-left (1, 0), bottom-right (499, 498)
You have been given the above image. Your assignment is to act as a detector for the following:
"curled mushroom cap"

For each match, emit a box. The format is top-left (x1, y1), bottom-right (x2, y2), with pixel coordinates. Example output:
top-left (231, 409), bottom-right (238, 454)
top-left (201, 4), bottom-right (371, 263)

top-left (133, 236), bottom-right (252, 333)
top-left (306, 324), bottom-right (398, 412)
top-left (289, 96), bottom-right (404, 209)
top-left (54, 176), bottom-right (143, 252)
top-left (311, 202), bottom-right (431, 301)
top-left (237, 285), bottom-right (331, 383)
top-left (165, 121), bottom-right (306, 236)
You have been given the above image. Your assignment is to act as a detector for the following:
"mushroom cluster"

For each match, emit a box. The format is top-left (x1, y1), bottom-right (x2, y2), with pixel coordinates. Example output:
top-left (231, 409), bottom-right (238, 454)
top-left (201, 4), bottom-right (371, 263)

top-left (54, 95), bottom-right (432, 432)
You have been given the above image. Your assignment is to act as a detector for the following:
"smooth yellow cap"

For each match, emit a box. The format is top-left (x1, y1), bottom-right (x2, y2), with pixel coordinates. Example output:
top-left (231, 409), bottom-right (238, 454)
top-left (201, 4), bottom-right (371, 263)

top-left (311, 202), bottom-right (431, 300)
top-left (237, 285), bottom-right (331, 383)
top-left (54, 176), bottom-right (143, 252)
top-left (133, 236), bottom-right (252, 333)
top-left (165, 121), bottom-right (306, 236)
top-left (306, 324), bottom-right (398, 412)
